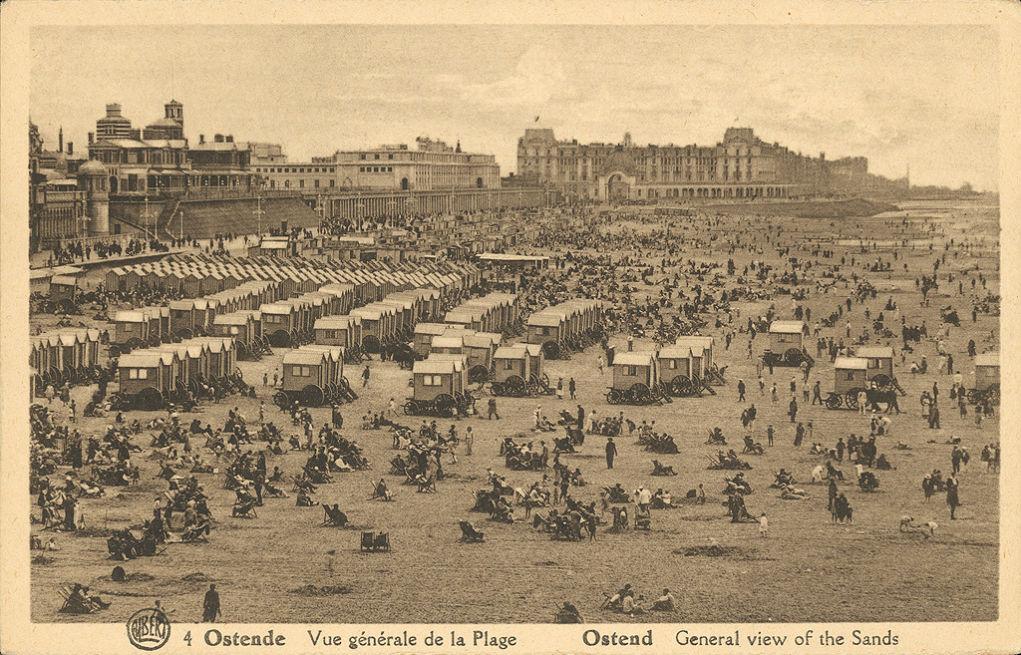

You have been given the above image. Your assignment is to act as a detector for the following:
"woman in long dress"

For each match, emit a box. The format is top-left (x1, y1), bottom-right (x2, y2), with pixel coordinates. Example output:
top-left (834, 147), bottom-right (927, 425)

top-left (946, 475), bottom-right (960, 519)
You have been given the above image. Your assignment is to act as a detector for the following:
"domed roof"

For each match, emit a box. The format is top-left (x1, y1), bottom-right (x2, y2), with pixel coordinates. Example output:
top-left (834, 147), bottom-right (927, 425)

top-left (98, 115), bottom-right (131, 125)
top-left (79, 159), bottom-right (107, 175)
top-left (149, 117), bottom-right (180, 127)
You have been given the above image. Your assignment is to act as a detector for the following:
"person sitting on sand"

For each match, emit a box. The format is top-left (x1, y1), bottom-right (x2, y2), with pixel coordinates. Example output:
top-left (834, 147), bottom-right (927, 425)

top-left (621, 593), bottom-right (645, 616)
top-left (779, 483), bottom-right (809, 500)
top-left (372, 478), bottom-right (394, 501)
top-left (296, 485), bottom-right (317, 507)
top-left (652, 588), bottom-right (676, 611)
top-left (556, 601), bottom-right (583, 623)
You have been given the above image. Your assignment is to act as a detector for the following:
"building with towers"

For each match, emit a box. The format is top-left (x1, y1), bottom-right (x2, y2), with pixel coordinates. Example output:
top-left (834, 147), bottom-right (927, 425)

top-left (142, 99), bottom-right (185, 140)
top-left (88, 100), bottom-right (190, 195)
top-left (84, 99), bottom-right (257, 197)
top-left (517, 126), bottom-right (908, 202)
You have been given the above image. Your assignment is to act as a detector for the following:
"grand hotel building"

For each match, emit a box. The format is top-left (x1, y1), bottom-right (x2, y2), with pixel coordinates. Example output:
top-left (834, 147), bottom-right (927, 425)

top-left (517, 127), bottom-right (880, 202)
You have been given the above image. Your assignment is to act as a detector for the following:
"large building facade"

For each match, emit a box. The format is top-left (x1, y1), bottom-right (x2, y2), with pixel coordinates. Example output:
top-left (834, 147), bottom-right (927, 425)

top-left (517, 127), bottom-right (904, 201)
top-left (87, 101), bottom-right (257, 197)
top-left (29, 121), bottom-right (97, 249)
top-left (254, 136), bottom-right (501, 193)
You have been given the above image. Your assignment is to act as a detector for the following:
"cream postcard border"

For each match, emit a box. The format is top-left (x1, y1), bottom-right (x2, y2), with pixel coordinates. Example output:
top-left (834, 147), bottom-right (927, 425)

top-left (1, 2), bottom-right (1019, 654)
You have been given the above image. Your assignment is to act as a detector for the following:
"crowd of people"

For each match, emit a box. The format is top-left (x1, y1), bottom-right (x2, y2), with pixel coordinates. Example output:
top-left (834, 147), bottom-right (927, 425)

top-left (30, 201), bottom-right (1000, 621)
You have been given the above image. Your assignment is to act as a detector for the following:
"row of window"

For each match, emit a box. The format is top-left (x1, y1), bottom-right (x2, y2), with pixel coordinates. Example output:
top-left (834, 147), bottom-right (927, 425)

top-left (357, 152), bottom-right (492, 164)
top-left (360, 166), bottom-right (394, 173)
top-left (259, 166), bottom-right (336, 174)
top-left (420, 374), bottom-right (445, 386)
top-left (526, 156), bottom-right (753, 168)
top-left (93, 150), bottom-right (187, 166)
top-left (552, 170), bottom-right (754, 183)
top-left (527, 149), bottom-right (755, 159)
top-left (269, 179), bottom-right (336, 189)
top-left (37, 207), bottom-right (83, 219)
top-left (291, 365), bottom-right (315, 377)
top-left (635, 186), bottom-right (785, 198)
top-left (126, 368), bottom-right (150, 379)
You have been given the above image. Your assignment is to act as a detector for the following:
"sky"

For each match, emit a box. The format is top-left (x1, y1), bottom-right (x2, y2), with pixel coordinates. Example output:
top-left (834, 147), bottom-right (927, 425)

top-left (30, 25), bottom-right (1000, 190)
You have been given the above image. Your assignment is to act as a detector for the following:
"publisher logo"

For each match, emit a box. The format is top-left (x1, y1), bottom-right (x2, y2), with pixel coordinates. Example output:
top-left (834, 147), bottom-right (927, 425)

top-left (126, 607), bottom-right (171, 651)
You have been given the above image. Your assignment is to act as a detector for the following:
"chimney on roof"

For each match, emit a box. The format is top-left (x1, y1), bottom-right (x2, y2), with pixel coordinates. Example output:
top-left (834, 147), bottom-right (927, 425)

top-left (225, 134), bottom-right (233, 143)
top-left (214, 134), bottom-right (224, 143)
top-left (88, 132), bottom-right (94, 145)
top-left (199, 134), bottom-right (205, 144)
top-left (58, 126), bottom-right (63, 152)
top-left (67, 142), bottom-right (73, 156)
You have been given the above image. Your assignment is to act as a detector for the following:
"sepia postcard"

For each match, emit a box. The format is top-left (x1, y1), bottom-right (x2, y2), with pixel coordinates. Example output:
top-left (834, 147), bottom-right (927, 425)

top-left (1, 1), bottom-right (1019, 654)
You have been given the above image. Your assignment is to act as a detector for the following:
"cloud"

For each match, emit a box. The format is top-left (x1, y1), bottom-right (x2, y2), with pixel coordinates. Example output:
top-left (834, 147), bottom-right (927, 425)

top-left (456, 44), bottom-right (573, 108)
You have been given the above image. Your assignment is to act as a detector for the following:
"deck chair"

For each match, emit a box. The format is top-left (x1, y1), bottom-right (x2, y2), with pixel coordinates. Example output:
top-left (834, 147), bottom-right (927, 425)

top-left (360, 531), bottom-right (390, 552)
top-left (57, 585), bottom-right (82, 613)
top-left (372, 532), bottom-right (391, 551)
top-left (369, 481), bottom-right (394, 501)
top-left (458, 520), bottom-right (485, 543)
top-left (231, 499), bottom-right (258, 518)
top-left (634, 506), bottom-right (652, 531)
top-left (322, 505), bottom-right (349, 527)
top-left (58, 584), bottom-right (106, 613)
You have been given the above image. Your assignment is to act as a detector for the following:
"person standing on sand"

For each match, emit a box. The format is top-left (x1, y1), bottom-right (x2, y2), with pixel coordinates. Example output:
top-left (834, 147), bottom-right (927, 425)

top-left (202, 584), bottom-right (221, 622)
top-left (605, 437), bottom-right (617, 470)
top-left (946, 475), bottom-right (960, 520)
